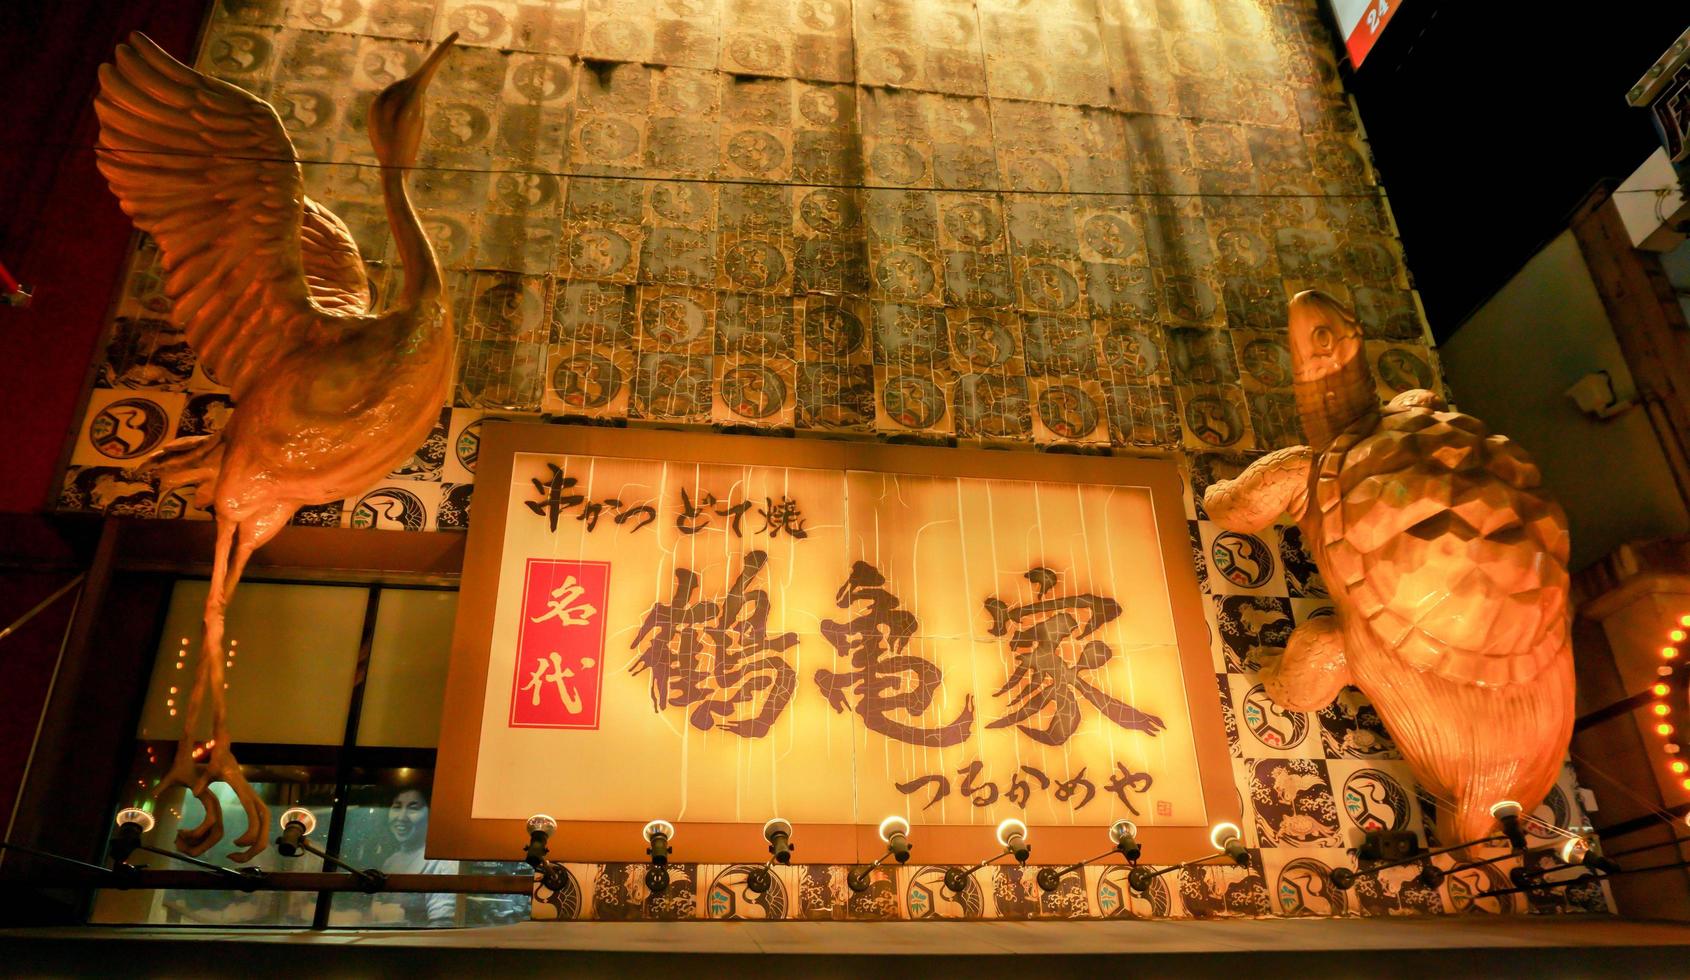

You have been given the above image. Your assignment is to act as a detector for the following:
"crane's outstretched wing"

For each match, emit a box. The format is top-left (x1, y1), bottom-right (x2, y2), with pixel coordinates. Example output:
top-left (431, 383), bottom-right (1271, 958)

top-left (94, 32), bottom-right (369, 400)
top-left (300, 198), bottom-right (371, 316)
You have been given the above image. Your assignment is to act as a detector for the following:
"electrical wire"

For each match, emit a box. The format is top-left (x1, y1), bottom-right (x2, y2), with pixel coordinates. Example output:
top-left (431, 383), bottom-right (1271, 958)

top-left (2, 138), bottom-right (1400, 202)
top-left (3, 138), bottom-right (1672, 200)
top-left (1568, 747), bottom-right (1687, 832)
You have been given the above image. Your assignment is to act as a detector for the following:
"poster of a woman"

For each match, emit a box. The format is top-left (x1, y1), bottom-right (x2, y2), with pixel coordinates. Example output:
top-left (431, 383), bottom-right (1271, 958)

top-left (335, 783), bottom-right (460, 927)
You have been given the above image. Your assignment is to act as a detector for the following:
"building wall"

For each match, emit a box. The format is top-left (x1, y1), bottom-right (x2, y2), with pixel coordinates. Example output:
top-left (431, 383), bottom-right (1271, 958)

top-left (1440, 229), bottom-right (1690, 571)
top-left (61, 0), bottom-right (1440, 525)
top-left (49, 0), bottom-right (1607, 921)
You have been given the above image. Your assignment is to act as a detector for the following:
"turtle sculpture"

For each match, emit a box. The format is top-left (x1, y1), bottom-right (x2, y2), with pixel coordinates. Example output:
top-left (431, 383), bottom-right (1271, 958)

top-left (1203, 290), bottom-right (1573, 846)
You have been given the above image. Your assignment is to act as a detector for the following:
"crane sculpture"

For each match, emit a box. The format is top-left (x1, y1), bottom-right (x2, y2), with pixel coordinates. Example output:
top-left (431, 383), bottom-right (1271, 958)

top-left (94, 32), bottom-right (459, 860)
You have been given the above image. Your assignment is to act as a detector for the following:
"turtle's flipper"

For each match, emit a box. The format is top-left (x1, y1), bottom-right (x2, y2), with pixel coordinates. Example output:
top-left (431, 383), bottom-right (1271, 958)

top-left (1261, 615), bottom-right (1350, 711)
top-left (1202, 445), bottom-right (1313, 532)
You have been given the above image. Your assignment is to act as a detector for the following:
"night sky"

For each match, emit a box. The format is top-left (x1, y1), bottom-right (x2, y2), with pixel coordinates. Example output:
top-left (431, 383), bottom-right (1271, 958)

top-left (1343, 3), bottom-right (1687, 341)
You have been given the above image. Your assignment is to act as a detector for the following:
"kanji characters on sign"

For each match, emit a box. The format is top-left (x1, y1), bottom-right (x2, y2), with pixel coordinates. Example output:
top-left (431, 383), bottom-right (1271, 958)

top-left (510, 559), bottom-right (611, 729)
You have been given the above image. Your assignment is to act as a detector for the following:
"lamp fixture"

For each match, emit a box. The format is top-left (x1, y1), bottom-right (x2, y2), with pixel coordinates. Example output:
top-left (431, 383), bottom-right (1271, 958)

top-left (276, 807), bottom-right (317, 858)
top-left (1331, 802), bottom-right (1526, 893)
top-left (996, 819), bottom-right (1031, 863)
top-left (111, 807), bottom-right (155, 863)
top-left (275, 807), bottom-right (384, 892)
top-left (848, 816), bottom-right (911, 893)
top-left (1036, 819), bottom-right (1139, 893)
top-left (943, 819), bottom-right (1031, 896)
top-left (1209, 822), bottom-right (1247, 864)
top-left (1127, 821), bottom-right (1250, 896)
top-left (524, 814), bottom-right (556, 869)
top-left (643, 819), bottom-right (675, 894)
top-left (1488, 800), bottom-right (1528, 851)
top-left (100, 806), bottom-right (263, 887)
top-left (764, 818), bottom-right (794, 865)
top-left (523, 814), bottom-right (557, 871)
top-left (521, 813), bottom-right (575, 893)
top-left (746, 818), bottom-right (795, 895)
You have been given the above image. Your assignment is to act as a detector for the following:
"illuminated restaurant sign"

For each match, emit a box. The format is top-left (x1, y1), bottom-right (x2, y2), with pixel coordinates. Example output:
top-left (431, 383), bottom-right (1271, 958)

top-left (1331, 0), bottom-right (1403, 68)
top-left (435, 426), bottom-right (1234, 864)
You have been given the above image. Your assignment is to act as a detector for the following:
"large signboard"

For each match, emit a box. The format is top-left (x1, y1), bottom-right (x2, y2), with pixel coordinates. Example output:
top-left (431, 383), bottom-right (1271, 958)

top-left (1330, 0), bottom-right (1404, 68)
top-left (435, 425), bottom-right (1233, 864)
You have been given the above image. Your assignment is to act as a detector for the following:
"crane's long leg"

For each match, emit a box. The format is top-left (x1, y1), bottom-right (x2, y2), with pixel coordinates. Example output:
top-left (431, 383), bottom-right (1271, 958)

top-left (156, 515), bottom-right (234, 856)
top-left (153, 504), bottom-right (291, 862)
top-left (196, 516), bottom-right (276, 863)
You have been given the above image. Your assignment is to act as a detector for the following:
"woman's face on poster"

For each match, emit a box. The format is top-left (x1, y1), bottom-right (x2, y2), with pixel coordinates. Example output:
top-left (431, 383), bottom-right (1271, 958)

top-left (389, 789), bottom-right (429, 847)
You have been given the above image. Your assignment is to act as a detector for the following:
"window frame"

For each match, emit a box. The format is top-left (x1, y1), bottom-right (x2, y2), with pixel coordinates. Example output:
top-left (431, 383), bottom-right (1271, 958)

top-left (109, 574), bottom-right (463, 929)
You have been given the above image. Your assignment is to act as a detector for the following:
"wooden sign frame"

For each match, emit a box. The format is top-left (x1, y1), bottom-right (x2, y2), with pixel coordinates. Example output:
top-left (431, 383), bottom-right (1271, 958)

top-left (433, 423), bottom-right (1237, 865)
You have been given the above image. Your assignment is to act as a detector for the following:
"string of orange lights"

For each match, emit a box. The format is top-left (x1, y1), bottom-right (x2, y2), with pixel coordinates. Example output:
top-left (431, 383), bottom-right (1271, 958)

top-left (1654, 616), bottom-right (1688, 793)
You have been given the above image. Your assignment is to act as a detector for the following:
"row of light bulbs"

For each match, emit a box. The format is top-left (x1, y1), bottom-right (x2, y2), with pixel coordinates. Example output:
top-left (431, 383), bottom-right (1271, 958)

top-left (1653, 616), bottom-right (1689, 793)
top-left (105, 800), bottom-right (1652, 900)
top-left (522, 813), bottom-right (1249, 897)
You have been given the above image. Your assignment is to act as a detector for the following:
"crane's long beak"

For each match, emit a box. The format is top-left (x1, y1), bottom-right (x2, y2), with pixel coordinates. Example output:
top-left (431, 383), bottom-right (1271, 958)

top-left (408, 31), bottom-right (458, 89)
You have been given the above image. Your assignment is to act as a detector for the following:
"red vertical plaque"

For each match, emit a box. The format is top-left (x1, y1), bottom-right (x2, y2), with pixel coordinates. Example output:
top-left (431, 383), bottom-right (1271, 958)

top-left (509, 558), bottom-right (611, 729)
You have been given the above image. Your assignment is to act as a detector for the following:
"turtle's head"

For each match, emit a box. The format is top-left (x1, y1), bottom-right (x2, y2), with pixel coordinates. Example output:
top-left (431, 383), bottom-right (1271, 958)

top-left (1287, 290), bottom-right (1377, 450)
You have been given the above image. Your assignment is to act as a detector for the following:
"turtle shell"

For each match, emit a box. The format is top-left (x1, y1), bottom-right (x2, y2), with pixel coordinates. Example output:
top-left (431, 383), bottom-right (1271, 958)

top-left (1313, 390), bottom-right (1569, 688)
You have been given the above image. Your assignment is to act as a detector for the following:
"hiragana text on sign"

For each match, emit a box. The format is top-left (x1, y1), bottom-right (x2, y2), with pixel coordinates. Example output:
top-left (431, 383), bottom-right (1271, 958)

top-left (894, 759), bottom-right (1141, 813)
top-left (675, 489), bottom-right (808, 540)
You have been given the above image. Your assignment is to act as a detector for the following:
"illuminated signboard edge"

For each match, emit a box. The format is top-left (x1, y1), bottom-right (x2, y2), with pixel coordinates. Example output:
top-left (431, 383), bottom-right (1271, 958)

top-left (431, 423), bottom-right (1238, 865)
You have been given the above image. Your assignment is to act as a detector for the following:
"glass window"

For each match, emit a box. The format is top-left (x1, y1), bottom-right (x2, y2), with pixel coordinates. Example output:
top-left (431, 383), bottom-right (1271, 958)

top-left (356, 590), bottom-right (458, 747)
top-left (328, 772), bottom-right (529, 928)
top-left (136, 581), bottom-right (369, 745)
top-left (98, 583), bottom-right (528, 930)
top-left (91, 757), bottom-right (337, 926)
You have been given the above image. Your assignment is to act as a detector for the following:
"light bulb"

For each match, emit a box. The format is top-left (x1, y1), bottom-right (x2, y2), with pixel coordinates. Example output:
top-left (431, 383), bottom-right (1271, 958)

top-left (1656, 704), bottom-right (1672, 716)
top-left (1679, 614), bottom-right (1690, 627)
top-left (642, 819), bottom-right (675, 843)
top-left (1488, 800), bottom-right (1522, 819)
top-left (1672, 760), bottom-right (1688, 774)
top-left (878, 815), bottom-right (911, 843)
top-left (527, 814), bottom-right (558, 836)
top-left (276, 807), bottom-right (318, 858)
top-left (763, 818), bottom-right (794, 864)
top-left (1656, 683), bottom-right (1672, 697)
top-left (1664, 647), bottom-right (1679, 659)
top-left (115, 807), bottom-right (155, 833)
top-left (1659, 723), bottom-right (1675, 737)
top-left (995, 818), bottom-right (1029, 849)
top-left (1558, 836), bottom-right (1588, 865)
top-left (1209, 821), bottom-right (1243, 850)
top-left (281, 807), bottom-right (317, 835)
top-left (1109, 819), bottom-right (1138, 845)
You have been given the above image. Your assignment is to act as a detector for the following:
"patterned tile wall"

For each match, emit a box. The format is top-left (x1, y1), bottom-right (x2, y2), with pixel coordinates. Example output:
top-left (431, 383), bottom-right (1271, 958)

top-left (63, 0), bottom-right (1446, 526)
top-left (62, 0), bottom-right (1602, 920)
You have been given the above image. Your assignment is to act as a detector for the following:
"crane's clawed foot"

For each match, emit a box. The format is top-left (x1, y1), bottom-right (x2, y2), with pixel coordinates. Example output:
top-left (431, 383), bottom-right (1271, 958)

top-left (204, 742), bottom-right (272, 863)
top-left (154, 743), bottom-right (272, 863)
top-left (155, 750), bottom-right (221, 856)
